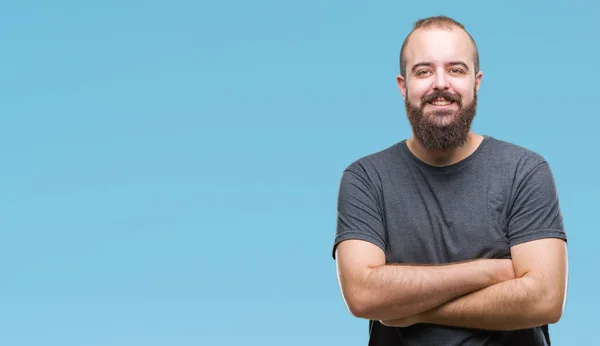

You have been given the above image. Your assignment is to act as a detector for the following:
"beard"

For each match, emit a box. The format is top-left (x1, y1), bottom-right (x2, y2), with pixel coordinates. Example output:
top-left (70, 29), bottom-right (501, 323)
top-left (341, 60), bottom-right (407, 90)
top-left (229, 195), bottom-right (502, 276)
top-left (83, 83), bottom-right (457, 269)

top-left (405, 89), bottom-right (477, 152)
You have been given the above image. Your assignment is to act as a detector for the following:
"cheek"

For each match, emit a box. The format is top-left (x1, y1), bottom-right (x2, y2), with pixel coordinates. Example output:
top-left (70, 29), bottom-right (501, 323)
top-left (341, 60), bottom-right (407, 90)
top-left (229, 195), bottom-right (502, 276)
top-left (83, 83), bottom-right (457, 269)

top-left (460, 88), bottom-right (476, 103)
top-left (406, 86), bottom-right (427, 102)
top-left (457, 80), bottom-right (477, 97)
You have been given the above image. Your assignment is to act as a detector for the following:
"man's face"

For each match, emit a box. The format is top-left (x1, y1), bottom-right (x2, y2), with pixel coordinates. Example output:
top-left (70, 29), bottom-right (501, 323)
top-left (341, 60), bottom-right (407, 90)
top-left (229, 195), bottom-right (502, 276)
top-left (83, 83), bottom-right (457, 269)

top-left (397, 27), bottom-right (483, 151)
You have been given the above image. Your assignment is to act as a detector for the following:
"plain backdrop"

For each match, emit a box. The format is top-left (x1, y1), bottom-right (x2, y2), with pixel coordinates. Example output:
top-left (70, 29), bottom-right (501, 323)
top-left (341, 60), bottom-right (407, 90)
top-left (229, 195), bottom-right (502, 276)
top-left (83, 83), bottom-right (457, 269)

top-left (1, 1), bottom-right (598, 345)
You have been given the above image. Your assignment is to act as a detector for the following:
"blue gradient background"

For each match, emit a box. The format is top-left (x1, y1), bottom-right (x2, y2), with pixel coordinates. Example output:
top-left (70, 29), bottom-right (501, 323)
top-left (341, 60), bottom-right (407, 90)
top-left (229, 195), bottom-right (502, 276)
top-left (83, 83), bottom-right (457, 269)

top-left (1, 1), bottom-right (597, 345)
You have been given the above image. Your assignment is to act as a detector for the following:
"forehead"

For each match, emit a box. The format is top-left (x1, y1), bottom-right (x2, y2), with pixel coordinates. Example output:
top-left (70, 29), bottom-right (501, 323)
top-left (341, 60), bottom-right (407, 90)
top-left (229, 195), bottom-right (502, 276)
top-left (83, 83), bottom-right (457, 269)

top-left (404, 28), bottom-right (475, 68)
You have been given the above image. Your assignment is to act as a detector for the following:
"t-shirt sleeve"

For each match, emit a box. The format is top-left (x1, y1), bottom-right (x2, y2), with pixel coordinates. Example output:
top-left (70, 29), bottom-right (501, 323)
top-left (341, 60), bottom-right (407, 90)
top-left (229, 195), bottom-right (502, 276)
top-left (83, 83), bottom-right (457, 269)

top-left (332, 167), bottom-right (386, 260)
top-left (506, 161), bottom-right (567, 247)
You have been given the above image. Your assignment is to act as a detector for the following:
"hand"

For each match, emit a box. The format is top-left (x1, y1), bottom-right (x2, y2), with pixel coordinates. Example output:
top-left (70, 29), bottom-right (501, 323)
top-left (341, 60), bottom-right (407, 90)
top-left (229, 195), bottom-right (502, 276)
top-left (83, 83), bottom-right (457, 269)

top-left (380, 314), bottom-right (422, 328)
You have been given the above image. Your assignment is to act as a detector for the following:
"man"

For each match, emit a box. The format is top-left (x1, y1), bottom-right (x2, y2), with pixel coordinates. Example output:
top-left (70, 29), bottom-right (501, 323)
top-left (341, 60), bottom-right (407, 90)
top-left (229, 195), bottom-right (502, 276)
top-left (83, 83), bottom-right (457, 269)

top-left (332, 16), bottom-right (568, 345)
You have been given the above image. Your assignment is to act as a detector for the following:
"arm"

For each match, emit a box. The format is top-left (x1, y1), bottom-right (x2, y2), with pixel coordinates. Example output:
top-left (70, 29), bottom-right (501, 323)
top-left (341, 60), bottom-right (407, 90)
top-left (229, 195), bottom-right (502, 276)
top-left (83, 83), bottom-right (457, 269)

top-left (335, 239), bottom-right (515, 321)
top-left (382, 161), bottom-right (568, 330)
top-left (381, 238), bottom-right (568, 330)
top-left (333, 167), bottom-right (514, 321)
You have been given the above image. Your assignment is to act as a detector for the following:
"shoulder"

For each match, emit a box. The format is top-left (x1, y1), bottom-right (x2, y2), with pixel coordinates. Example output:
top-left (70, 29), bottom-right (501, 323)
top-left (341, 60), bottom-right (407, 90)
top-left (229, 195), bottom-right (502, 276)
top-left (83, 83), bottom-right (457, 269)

top-left (484, 137), bottom-right (549, 174)
top-left (342, 142), bottom-right (405, 179)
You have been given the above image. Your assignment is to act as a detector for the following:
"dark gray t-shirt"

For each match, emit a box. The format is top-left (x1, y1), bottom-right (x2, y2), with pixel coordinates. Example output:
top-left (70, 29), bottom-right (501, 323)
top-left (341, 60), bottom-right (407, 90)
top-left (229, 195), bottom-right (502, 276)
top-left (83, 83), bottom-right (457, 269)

top-left (332, 136), bottom-right (567, 346)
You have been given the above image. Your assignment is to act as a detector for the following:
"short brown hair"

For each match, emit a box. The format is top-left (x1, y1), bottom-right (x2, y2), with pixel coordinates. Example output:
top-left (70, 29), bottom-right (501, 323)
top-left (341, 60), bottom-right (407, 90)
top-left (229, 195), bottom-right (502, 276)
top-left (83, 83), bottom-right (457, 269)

top-left (399, 15), bottom-right (479, 77)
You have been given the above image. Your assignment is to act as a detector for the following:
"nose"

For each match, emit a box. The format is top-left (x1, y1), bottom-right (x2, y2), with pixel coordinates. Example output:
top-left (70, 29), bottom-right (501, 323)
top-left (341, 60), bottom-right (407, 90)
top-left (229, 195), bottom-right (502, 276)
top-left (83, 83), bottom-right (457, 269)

top-left (432, 70), bottom-right (449, 90)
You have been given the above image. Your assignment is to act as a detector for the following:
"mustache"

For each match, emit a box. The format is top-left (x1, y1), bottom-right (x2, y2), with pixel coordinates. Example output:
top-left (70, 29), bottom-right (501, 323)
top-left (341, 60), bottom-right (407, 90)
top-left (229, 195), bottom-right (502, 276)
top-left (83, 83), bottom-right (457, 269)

top-left (422, 91), bottom-right (462, 106)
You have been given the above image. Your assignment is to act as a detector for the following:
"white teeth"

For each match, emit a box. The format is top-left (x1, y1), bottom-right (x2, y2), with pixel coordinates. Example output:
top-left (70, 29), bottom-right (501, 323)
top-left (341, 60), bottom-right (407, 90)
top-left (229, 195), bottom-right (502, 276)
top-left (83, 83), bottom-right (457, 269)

top-left (431, 101), bottom-right (451, 106)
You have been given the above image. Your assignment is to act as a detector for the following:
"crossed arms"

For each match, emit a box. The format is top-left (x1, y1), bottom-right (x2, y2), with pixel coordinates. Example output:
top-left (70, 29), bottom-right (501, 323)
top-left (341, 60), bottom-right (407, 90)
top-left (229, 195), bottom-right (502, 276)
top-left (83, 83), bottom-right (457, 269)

top-left (335, 237), bottom-right (568, 330)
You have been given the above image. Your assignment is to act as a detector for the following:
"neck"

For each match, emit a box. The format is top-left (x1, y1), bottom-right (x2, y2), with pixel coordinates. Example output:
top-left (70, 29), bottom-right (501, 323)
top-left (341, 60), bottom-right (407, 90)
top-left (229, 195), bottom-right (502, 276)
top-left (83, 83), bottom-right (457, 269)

top-left (407, 132), bottom-right (484, 167)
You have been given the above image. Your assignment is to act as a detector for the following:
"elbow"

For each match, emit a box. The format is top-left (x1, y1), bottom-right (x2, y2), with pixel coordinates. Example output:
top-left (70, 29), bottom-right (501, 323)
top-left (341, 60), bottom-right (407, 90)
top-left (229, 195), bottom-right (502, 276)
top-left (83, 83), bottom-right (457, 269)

top-left (348, 304), bottom-right (367, 319)
top-left (538, 291), bottom-right (566, 325)
top-left (548, 309), bottom-right (563, 324)
top-left (345, 294), bottom-right (373, 319)
top-left (543, 301), bottom-right (565, 324)
top-left (340, 277), bottom-right (380, 319)
top-left (521, 295), bottom-right (563, 326)
top-left (539, 304), bottom-right (563, 325)
top-left (345, 292), bottom-right (407, 320)
top-left (343, 289), bottom-right (384, 319)
top-left (523, 276), bottom-right (566, 325)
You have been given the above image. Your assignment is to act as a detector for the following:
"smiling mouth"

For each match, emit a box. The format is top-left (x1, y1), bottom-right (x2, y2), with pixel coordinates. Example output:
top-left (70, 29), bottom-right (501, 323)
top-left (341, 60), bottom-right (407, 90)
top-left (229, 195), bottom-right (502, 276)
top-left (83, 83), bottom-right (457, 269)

top-left (428, 99), bottom-right (455, 107)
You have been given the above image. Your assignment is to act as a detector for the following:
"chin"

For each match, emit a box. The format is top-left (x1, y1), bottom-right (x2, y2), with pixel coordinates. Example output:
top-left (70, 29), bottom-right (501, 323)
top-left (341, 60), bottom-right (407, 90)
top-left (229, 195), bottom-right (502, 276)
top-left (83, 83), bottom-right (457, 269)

top-left (425, 112), bottom-right (460, 127)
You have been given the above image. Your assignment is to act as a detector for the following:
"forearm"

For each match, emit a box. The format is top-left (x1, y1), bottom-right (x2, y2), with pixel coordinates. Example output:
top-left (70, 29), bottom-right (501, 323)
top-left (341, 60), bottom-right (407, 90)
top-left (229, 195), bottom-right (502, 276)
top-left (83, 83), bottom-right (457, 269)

top-left (351, 259), bottom-right (510, 321)
top-left (417, 276), bottom-right (559, 330)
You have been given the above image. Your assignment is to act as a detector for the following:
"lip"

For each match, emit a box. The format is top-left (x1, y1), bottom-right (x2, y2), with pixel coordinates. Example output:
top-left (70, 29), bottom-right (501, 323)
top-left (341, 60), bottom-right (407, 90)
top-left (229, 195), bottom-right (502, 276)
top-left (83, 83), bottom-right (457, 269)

top-left (426, 101), bottom-right (457, 109)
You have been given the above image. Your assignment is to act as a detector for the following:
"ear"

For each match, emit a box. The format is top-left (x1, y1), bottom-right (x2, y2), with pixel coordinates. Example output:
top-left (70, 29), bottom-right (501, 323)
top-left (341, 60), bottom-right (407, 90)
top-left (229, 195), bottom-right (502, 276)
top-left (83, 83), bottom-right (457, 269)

top-left (475, 70), bottom-right (483, 94)
top-left (396, 74), bottom-right (407, 100)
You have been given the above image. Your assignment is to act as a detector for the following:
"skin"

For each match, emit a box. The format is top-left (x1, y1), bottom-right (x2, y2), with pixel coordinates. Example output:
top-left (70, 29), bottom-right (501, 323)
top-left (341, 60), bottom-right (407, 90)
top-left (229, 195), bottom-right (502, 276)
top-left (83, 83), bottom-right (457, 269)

top-left (380, 238), bottom-right (568, 330)
top-left (397, 27), bottom-right (483, 167)
top-left (335, 241), bottom-right (516, 321)
top-left (335, 26), bottom-right (568, 331)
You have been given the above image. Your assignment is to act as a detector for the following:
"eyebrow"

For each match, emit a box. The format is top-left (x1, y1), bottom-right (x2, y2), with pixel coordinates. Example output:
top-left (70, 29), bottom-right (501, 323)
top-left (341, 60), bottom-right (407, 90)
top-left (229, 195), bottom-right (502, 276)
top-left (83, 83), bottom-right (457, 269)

top-left (411, 61), bottom-right (470, 73)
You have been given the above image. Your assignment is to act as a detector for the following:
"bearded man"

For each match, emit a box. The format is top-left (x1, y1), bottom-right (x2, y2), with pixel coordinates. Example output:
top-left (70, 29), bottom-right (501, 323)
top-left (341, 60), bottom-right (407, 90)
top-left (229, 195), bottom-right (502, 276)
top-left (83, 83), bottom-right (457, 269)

top-left (332, 15), bottom-right (568, 346)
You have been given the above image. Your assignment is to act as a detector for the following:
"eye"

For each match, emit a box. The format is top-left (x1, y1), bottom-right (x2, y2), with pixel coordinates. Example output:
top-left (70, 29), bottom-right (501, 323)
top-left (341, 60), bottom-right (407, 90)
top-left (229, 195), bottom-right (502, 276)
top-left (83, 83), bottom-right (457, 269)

top-left (449, 68), bottom-right (464, 74)
top-left (416, 70), bottom-right (431, 76)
